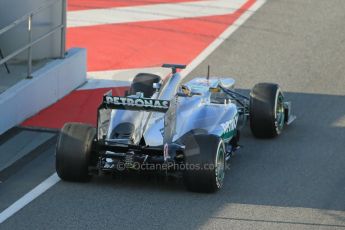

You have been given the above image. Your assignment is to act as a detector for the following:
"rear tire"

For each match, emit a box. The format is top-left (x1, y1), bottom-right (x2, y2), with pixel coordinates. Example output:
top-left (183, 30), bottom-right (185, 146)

top-left (183, 134), bottom-right (225, 193)
top-left (56, 123), bottom-right (96, 182)
top-left (129, 73), bottom-right (161, 98)
top-left (249, 83), bottom-right (285, 138)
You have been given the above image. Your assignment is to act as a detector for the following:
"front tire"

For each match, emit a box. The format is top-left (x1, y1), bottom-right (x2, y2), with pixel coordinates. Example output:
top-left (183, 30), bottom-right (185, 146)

top-left (56, 123), bottom-right (96, 182)
top-left (183, 134), bottom-right (226, 193)
top-left (249, 83), bottom-right (285, 138)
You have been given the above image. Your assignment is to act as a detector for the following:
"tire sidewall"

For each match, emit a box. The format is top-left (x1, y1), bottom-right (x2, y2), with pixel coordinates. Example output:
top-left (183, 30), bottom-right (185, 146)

top-left (56, 123), bottom-right (96, 182)
top-left (249, 83), bottom-right (284, 138)
top-left (182, 134), bottom-right (226, 193)
top-left (214, 139), bottom-right (226, 189)
top-left (274, 88), bottom-right (285, 135)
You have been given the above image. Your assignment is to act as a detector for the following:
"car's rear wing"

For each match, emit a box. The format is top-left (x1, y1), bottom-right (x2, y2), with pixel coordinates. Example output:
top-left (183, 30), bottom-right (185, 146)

top-left (98, 88), bottom-right (177, 144)
top-left (102, 95), bottom-right (170, 113)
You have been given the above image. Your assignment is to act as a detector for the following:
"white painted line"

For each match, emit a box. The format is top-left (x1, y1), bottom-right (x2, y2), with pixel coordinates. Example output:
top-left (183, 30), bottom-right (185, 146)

top-left (0, 173), bottom-right (60, 224)
top-left (79, 79), bottom-right (132, 90)
top-left (79, 67), bottom-right (171, 90)
top-left (0, 0), bottom-right (266, 223)
top-left (68, 0), bottom-right (247, 28)
top-left (180, 0), bottom-right (267, 78)
top-left (215, 203), bottom-right (345, 227)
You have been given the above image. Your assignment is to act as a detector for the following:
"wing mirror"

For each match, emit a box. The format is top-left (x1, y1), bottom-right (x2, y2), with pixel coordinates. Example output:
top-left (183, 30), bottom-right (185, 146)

top-left (153, 82), bottom-right (162, 92)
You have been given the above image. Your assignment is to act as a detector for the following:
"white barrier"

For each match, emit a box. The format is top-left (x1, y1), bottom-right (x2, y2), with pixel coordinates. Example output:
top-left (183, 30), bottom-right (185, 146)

top-left (0, 48), bottom-right (86, 134)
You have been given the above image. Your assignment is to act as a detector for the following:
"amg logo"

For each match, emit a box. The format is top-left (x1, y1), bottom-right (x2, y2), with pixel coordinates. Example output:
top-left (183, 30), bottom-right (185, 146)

top-left (105, 96), bottom-right (170, 109)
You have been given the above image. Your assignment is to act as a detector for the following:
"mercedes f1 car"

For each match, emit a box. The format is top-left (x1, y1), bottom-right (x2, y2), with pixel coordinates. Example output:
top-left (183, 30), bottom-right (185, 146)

top-left (56, 64), bottom-right (295, 193)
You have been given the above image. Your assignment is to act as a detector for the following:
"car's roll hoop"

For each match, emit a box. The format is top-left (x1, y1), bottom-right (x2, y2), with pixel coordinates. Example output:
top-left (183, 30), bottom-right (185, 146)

top-left (162, 63), bottom-right (186, 74)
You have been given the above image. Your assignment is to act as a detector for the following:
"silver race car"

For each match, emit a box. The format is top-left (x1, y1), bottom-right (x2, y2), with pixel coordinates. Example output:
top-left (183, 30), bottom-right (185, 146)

top-left (56, 64), bottom-right (295, 193)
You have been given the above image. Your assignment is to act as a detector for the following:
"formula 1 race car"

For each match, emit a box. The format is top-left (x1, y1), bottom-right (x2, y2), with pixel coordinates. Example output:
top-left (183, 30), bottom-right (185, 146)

top-left (56, 64), bottom-right (295, 193)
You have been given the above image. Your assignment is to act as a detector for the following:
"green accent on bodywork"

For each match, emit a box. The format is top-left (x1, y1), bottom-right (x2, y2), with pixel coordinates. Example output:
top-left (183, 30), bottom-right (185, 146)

top-left (221, 129), bottom-right (236, 142)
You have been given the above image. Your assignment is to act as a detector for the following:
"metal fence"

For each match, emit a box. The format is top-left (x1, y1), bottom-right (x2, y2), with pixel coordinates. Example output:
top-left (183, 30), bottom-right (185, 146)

top-left (0, 0), bottom-right (66, 78)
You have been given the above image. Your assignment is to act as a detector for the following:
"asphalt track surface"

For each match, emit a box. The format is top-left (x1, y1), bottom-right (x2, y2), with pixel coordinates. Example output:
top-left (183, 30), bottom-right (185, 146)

top-left (0, 0), bottom-right (345, 229)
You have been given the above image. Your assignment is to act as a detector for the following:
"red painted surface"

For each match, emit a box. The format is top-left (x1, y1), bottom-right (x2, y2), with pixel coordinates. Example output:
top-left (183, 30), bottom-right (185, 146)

top-left (22, 87), bottom-right (128, 128)
top-left (22, 0), bottom-right (255, 129)
top-left (68, 0), bottom-right (201, 11)
top-left (67, 0), bottom-right (256, 72)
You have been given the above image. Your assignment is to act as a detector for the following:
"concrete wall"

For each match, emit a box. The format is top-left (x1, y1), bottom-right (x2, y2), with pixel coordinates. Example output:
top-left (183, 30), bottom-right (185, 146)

top-left (0, 0), bottom-right (65, 62)
top-left (0, 48), bottom-right (87, 134)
